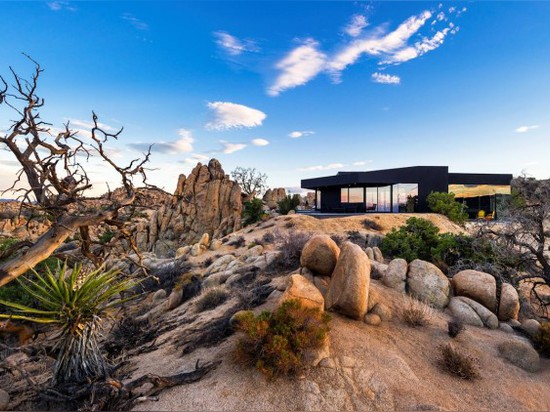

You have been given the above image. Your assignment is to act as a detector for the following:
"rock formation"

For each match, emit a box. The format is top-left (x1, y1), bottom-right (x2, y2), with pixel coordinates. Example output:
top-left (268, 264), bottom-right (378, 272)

top-left (142, 159), bottom-right (242, 256)
top-left (300, 235), bottom-right (340, 277)
top-left (262, 188), bottom-right (286, 209)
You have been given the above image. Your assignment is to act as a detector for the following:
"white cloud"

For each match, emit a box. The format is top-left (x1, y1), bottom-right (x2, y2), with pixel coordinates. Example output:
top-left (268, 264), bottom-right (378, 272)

top-left (436, 11), bottom-right (446, 21)
top-left (515, 125), bottom-right (540, 133)
top-left (214, 31), bottom-right (257, 55)
top-left (128, 128), bottom-right (194, 154)
top-left (220, 141), bottom-right (247, 154)
top-left (68, 119), bottom-right (116, 132)
top-left (371, 72), bottom-right (401, 84)
top-left (297, 163), bottom-right (344, 172)
top-left (206, 102), bottom-right (266, 130)
top-left (47, 1), bottom-right (76, 11)
top-left (344, 14), bottom-right (368, 37)
top-left (251, 138), bottom-right (269, 146)
top-left (268, 39), bottom-right (327, 96)
top-left (288, 130), bottom-right (315, 139)
top-left (353, 161), bottom-right (369, 166)
top-left (122, 13), bottom-right (148, 30)
top-left (380, 26), bottom-right (451, 65)
top-left (184, 153), bottom-right (210, 164)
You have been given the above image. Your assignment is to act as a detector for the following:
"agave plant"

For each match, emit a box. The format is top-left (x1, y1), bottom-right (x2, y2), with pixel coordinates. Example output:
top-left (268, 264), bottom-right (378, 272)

top-left (0, 261), bottom-right (137, 384)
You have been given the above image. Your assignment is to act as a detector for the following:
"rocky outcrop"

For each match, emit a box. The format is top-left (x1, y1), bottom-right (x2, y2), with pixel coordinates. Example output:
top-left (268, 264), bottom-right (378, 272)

top-left (280, 274), bottom-right (325, 312)
top-left (452, 270), bottom-right (497, 312)
top-left (263, 188), bottom-right (287, 209)
top-left (326, 242), bottom-right (371, 320)
top-left (407, 260), bottom-right (451, 309)
top-left (143, 159), bottom-right (241, 256)
top-left (300, 235), bottom-right (340, 277)
top-left (447, 296), bottom-right (498, 329)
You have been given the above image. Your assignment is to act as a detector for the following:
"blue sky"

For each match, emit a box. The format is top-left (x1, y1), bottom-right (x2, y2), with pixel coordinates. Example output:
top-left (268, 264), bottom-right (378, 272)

top-left (1, 1), bottom-right (549, 195)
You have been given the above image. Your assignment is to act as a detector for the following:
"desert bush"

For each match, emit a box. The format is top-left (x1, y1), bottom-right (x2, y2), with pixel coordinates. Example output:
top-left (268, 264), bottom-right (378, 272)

top-left (0, 261), bottom-right (137, 384)
top-left (362, 218), bottom-right (382, 231)
top-left (234, 299), bottom-right (330, 379)
top-left (438, 343), bottom-right (480, 380)
top-left (427, 191), bottom-right (468, 225)
top-left (534, 322), bottom-right (550, 356)
top-left (242, 198), bottom-right (266, 226)
top-left (448, 319), bottom-right (465, 338)
top-left (228, 236), bottom-right (246, 248)
top-left (381, 217), bottom-right (441, 262)
top-left (277, 194), bottom-right (301, 215)
top-left (271, 231), bottom-right (310, 271)
top-left (401, 296), bottom-right (433, 327)
top-left (139, 258), bottom-right (192, 293)
top-left (195, 286), bottom-right (230, 312)
top-left (203, 257), bottom-right (214, 268)
top-left (262, 232), bottom-right (276, 244)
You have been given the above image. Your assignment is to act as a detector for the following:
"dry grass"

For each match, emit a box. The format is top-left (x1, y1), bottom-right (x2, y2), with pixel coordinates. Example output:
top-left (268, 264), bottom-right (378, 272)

top-left (195, 286), bottom-right (230, 312)
top-left (448, 319), bottom-right (465, 338)
top-left (438, 343), bottom-right (480, 380)
top-left (401, 296), bottom-right (434, 327)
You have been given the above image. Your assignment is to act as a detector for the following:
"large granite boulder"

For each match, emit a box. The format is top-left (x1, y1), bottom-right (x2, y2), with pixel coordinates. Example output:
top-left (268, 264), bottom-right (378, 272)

top-left (145, 159), bottom-right (241, 255)
top-left (383, 258), bottom-right (408, 293)
top-left (498, 340), bottom-right (540, 372)
top-left (498, 283), bottom-right (520, 321)
top-left (263, 188), bottom-right (287, 209)
top-left (448, 296), bottom-right (499, 329)
top-left (407, 259), bottom-right (451, 309)
top-left (279, 274), bottom-right (325, 312)
top-left (300, 235), bottom-right (340, 277)
top-left (325, 242), bottom-right (371, 320)
top-left (452, 270), bottom-right (497, 312)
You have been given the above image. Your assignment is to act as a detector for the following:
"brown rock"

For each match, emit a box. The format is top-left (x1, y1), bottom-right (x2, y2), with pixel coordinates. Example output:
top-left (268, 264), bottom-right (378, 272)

top-left (373, 246), bottom-right (384, 263)
top-left (364, 313), bottom-right (382, 326)
top-left (407, 259), bottom-right (450, 309)
top-left (263, 188), bottom-right (287, 209)
top-left (371, 303), bottom-right (392, 321)
top-left (498, 283), bottom-right (520, 321)
top-left (279, 274), bottom-right (325, 312)
top-left (300, 234), bottom-right (340, 277)
top-left (452, 270), bottom-right (497, 312)
top-left (325, 242), bottom-right (371, 320)
top-left (498, 340), bottom-right (540, 372)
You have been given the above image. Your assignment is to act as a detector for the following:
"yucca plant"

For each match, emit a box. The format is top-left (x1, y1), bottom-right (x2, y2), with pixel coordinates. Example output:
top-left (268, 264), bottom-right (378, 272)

top-left (0, 261), bottom-right (137, 385)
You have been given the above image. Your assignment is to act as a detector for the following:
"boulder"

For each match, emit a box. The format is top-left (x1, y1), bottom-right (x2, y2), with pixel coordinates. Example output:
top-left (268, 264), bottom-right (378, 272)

top-left (407, 260), bottom-right (451, 309)
top-left (166, 288), bottom-right (184, 310)
top-left (521, 319), bottom-right (541, 339)
top-left (498, 340), bottom-right (540, 372)
top-left (198, 232), bottom-right (210, 247)
top-left (210, 239), bottom-right (222, 251)
top-left (370, 261), bottom-right (388, 280)
top-left (367, 287), bottom-right (380, 312)
top-left (452, 270), bottom-right (497, 312)
top-left (383, 258), bottom-right (407, 293)
top-left (263, 188), bottom-right (287, 209)
top-left (365, 247), bottom-right (374, 261)
top-left (175, 245), bottom-right (191, 258)
top-left (371, 303), bottom-right (392, 321)
top-left (279, 274), bottom-right (325, 312)
top-left (300, 235), bottom-right (340, 277)
top-left (373, 246), bottom-right (384, 263)
top-left (498, 283), bottom-right (520, 321)
top-left (364, 313), bottom-right (382, 326)
top-left (313, 276), bottom-right (331, 297)
top-left (325, 242), bottom-right (371, 320)
top-left (205, 254), bottom-right (235, 276)
top-left (190, 243), bottom-right (206, 257)
top-left (499, 323), bottom-right (514, 333)
top-left (447, 296), bottom-right (499, 329)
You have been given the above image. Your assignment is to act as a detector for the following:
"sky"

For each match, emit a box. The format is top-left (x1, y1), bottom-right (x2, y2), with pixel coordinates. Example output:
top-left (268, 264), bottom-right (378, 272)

top-left (1, 1), bottom-right (550, 197)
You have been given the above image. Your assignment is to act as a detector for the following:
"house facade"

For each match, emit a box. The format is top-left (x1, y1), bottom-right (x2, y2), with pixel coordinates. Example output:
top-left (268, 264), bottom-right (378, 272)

top-left (301, 166), bottom-right (512, 218)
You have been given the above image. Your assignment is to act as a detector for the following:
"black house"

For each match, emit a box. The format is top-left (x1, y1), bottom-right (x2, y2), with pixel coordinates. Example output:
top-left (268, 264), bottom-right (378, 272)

top-left (301, 166), bottom-right (512, 218)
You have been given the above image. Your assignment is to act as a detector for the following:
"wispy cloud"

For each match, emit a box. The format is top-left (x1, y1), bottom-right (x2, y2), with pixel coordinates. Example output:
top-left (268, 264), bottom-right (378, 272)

top-left (352, 161), bottom-right (370, 166)
top-left (371, 72), bottom-right (400, 84)
top-left (289, 130), bottom-right (315, 139)
top-left (268, 39), bottom-right (327, 96)
top-left (214, 31), bottom-right (258, 56)
top-left (220, 141), bottom-right (247, 154)
top-left (344, 14), bottom-right (368, 37)
top-left (47, 1), bottom-right (76, 11)
top-left (68, 119), bottom-right (116, 132)
top-left (122, 13), bottom-right (148, 31)
top-left (205, 102), bottom-right (266, 131)
top-left (251, 138), bottom-right (269, 146)
top-left (515, 125), bottom-right (540, 133)
top-left (128, 129), bottom-right (194, 154)
top-left (297, 162), bottom-right (344, 172)
top-left (184, 153), bottom-right (210, 164)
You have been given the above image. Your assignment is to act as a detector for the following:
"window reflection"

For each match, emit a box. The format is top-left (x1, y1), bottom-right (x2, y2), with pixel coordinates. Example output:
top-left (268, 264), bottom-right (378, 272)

top-left (349, 188), bottom-right (364, 203)
top-left (392, 184), bottom-right (418, 212)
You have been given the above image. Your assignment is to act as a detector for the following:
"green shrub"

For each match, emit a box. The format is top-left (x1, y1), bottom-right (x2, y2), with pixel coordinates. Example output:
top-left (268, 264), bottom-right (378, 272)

top-left (277, 194), bottom-right (301, 215)
top-left (242, 198), bottom-right (265, 226)
top-left (234, 299), bottom-right (330, 379)
top-left (195, 286), bottom-right (230, 312)
top-left (98, 228), bottom-right (115, 244)
top-left (427, 191), bottom-right (468, 225)
top-left (535, 322), bottom-right (550, 356)
top-left (438, 343), bottom-right (480, 380)
top-left (381, 217), bottom-right (441, 262)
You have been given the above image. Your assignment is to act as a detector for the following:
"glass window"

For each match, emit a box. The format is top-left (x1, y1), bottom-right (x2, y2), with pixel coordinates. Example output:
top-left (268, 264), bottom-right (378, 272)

top-left (366, 187), bottom-right (377, 211)
top-left (349, 187), bottom-right (364, 203)
top-left (393, 184), bottom-right (419, 212)
top-left (316, 190), bottom-right (321, 209)
top-left (378, 185), bottom-right (391, 212)
top-left (341, 188), bottom-right (348, 203)
top-left (448, 184), bottom-right (511, 198)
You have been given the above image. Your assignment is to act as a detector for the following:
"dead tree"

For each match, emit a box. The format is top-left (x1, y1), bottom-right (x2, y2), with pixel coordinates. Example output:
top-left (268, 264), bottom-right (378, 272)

top-left (0, 55), bottom-right (153, 287)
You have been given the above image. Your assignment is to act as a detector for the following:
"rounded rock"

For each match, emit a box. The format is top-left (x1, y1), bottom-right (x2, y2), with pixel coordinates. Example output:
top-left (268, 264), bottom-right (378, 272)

top-left (407, 259), bottom-right (451, 309)
top-left (498, 283), bottom-right (520, 321)
top-left (364, 313), bottom-right (382, 326)
top-left (300, 234), bottom-right (340, 277)
top-left (452, 270), bottom-right (497, 312)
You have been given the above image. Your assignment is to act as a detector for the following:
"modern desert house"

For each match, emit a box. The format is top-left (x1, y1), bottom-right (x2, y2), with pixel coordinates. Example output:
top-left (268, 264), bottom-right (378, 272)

top-left (301, 166), bottom-right (512, 218)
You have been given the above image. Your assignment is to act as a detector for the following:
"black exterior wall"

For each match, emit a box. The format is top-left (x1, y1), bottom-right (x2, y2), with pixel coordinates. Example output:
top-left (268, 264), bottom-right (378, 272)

top-left (301, 166), bottom-right (512, 213)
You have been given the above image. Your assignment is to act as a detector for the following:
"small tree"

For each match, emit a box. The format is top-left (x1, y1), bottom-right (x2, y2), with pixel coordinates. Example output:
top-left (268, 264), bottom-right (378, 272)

top-left (231, 167), bottom-right (267, 198)
top-left (427, 191), bottom-right (468, 225)
top-left (242, 198), bottom-right (265, 226)
top-left (277, 194), bottom-right (301, 215)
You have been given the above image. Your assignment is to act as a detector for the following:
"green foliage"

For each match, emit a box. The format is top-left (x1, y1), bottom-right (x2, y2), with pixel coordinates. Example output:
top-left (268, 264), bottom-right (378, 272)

top-left (535, 322), bottom-right (550, 356)
top-left (242, 198), bottom-right (266, 226)
top-left (0, 261), bottom-right (137, 384)
top-left (427, 191), bottom-right (468, 225)
top-left (195, 286), bottom-right (230, 312)
top-left (277, 194), bottom-right (301, 215)
top-left (381, 217), bottom-right (441, 262)
top-left (234, 299), bottom-right (330, 379)
top-left (0, 237), bottom-right (19, 257)
top-left (438, 343), bottom-right (480, 380)
top-left (98, 228), bottom-right (114, 244)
